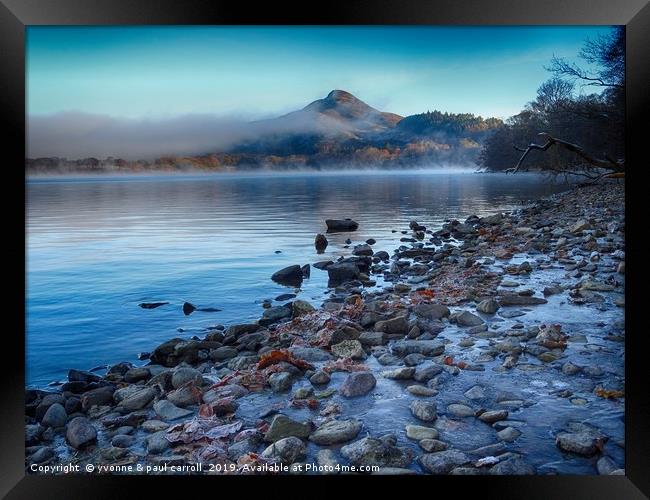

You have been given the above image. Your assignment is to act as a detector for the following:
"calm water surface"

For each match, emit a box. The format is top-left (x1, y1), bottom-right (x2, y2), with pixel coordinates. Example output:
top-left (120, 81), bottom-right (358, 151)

top-left (26, 170), bottom-right (571, 387)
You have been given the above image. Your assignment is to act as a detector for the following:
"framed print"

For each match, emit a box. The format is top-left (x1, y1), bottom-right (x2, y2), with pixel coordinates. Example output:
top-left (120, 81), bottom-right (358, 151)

top-left (1, 0), bottom-right (648, 497)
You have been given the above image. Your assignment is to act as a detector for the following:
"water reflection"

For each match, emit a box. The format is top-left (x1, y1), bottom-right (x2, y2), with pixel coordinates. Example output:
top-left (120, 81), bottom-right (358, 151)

top-left (26, 171), bottom-right (570, 386)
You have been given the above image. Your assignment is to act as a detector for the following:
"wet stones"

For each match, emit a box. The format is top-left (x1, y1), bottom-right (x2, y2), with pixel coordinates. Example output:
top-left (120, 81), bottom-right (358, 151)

top-left (268, 372), bottom-right (294, 392)
top-left (414, 303), bottom-right (450, 320)
top-left (498, 294), bottom-right (547, 306)
top-left (315, 234), bottom-right (328, 253)
top-left (413, 364), bottom-right (443, 382)
top-left (381, 367), bottom-right (415, 380)
top-left (260, 304), bottom-right (292, 325)
top-left (555, 423), bottom-right (607, 456)
top-left (562, 362), bottom-right (582, 375)
top-left (407, 385), bottom-right (438, 396)
top-left (327, 263), bottom-right (360, 285)
top-left (392, 340), bottom-right (445, 357)
top-left (80, 386), bottom-right (115, 411)
top-left (292, 300), bottom-right (315, 318)
top-left (478, 410), bottom-right (508, 424)
top-left (358, 331), bottom-right (387, 346)
top-left (489, 455), bottom-right (535, 475)
top-left (271, 265), bottom-right (304, 286)
top-left (339, 372), bottom-right (377, 397)
top-left (447, 404), bottom-right (475, 418)
top-left (264, 415), bottom-right (311, 442)
top-left (353, 244), bottom-right (373, 256)
top-left (476, 299), bottom-right (500, 314)
top-left (418, 450), bottom-right (469, 474)
top-left (118, 387), bottom-right (157, 411)
top-left (497, 426), bottom-right (521, 442)
top-left (262, 436), bottom-right (306, 464)
top-left (171, 367), bottom-right (203, 389)
top-left (309, 370), bottom-right (331, 385)
top-left (419, 439), bottom-right (448, 453)
top-left (210, 346), bottom-right (238, 361)
top-left (331, 340), bottom-right (365, 360)
top-left (374, 315), bottom-right (409, 335)
top-left (153, 400), bottom-right (193, 420)
top-left (341, 437), bottom-right (414, 468)
top-left (406, 425), bottom-right (439, 440)
top-left (309, 418), bottom-right (363, 445)
top-left (325, 219), bottom-right (359, 232)
top-left (41, 403), bottom-right (67, 428)
top-left (65, 417), bottom-right (97, 449)
top-left (454, 311), bottom-right (484, 327)
top-left (410, 400), bottom-right (437, 422)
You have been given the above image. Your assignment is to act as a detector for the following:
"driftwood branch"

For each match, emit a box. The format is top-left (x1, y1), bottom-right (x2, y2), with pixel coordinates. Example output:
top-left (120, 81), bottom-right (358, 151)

top-left (505, 133), bottom-right (625, 175)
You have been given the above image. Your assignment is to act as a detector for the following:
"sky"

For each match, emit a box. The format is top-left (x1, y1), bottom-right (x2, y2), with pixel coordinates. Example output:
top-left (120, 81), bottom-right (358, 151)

top-left (26, 26), bottom-right (616, 158)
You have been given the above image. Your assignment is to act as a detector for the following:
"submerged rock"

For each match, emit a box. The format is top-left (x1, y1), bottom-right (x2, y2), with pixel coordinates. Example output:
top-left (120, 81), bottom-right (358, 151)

top-left (315, 234), bottom-right (328, 253)
top-left (271, 265), bottom-right (304, 286)
top-left (410, 400), bottom-right (437, 422)
top-left (326, 219), bottom-right (359, 232)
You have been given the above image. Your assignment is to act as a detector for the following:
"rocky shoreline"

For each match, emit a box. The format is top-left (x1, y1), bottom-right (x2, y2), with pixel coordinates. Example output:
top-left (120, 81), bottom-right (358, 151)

top-left (25, 180), bottom-right (625, 475)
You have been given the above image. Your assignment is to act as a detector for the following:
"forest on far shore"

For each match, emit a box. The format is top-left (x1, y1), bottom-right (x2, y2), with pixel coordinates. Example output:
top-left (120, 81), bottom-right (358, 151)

top-left (478, 26), bottom-right (625, 177)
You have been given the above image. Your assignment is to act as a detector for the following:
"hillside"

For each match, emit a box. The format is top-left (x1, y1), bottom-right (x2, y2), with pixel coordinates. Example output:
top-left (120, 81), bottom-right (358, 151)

top-left (26, 90), bottom-right (504, 173)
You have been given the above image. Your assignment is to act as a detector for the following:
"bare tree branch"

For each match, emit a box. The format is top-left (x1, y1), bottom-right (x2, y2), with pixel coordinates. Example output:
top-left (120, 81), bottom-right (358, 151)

top-left (505, 132), bottom-right (625, 174)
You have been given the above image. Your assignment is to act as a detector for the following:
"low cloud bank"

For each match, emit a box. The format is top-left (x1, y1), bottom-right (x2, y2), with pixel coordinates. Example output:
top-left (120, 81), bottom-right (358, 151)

top-left (27, 112), bottom-right (260, 160)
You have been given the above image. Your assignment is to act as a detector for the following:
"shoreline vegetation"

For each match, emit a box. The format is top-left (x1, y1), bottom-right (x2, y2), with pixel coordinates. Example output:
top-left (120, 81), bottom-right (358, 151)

top-left (25, 180), bottom-right (625, 475)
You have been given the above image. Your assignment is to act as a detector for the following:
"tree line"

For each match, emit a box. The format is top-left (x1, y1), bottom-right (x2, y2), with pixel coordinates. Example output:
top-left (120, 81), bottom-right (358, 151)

top-left (479, 26), bottom-right (625, 177)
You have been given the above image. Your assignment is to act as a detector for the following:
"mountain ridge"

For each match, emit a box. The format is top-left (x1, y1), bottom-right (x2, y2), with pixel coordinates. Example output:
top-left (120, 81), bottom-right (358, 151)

top-left (26, 89), bottom-right (504, 173)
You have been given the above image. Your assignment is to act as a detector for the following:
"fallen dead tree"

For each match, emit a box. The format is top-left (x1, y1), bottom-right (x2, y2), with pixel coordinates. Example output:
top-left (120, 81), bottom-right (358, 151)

top-left (506, 132), bottom-right (625, 180)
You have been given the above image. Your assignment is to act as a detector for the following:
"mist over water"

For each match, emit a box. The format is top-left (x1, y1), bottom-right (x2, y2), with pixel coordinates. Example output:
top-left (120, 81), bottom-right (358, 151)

top-left (26, 171), bottom-right (570, 387)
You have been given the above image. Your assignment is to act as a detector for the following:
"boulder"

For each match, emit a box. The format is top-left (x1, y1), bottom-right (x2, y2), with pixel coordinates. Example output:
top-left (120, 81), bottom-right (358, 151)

top-left (271, 265), bottom-right (303, 286)
top-left (418, 450), bottom-right (470, 474)
top-left (262, 436), bottom-right (306, 464)
top-left (410, 400), bottom-right (437, 422)
top-left (341, 437), bottom-right (414, 468)
top-left (331, 340), bottom-right (365, 360)
top-left (326, 219), bottom-right (359, 232)
top-left (340, 372), bottom-right (376, 397)
top-left (309, 419), bottom-right (363, 445)
top-left (41, 403), bottom-right (67, 428)
top-left (264, 415), bottom-right (311, 442)
top-left (66, 417), bottom-right (97, 449)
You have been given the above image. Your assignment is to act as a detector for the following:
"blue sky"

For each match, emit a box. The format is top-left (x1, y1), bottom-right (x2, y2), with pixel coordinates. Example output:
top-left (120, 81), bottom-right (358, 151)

top-left (27, 26), bottom-right (615, 120)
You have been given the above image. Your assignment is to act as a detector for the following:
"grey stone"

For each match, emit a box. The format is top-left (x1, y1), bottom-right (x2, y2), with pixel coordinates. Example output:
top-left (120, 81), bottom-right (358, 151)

top-left (264, 415), bottom-right (311, 442)
top-left (268, 372), bottom-right (293, 392)
top-left (65, 417), bottom-right (97, 449)
top-left (262, 436), bottom-right (306, 464)
top-left (341, 437), bottom-right (414, 468)
top-left (41, 403), bottom-right (67, 428)
top-left (410, 400), bottom-right (437, 422)
top-left (309, 419), bottom-right (362, 445)
top-left (406, 424), bottom-right (438, 440)
top-left (382, 367), bottom-right (415, 380)
top-left (340, 372), bottom-right (376, 397)
top-left (455, 311), bottom-right (484, 327)
top-left (419, 450), bottom-right (469, 474)
top-left (118, 387), bottom-right (157, 411)
top-left (153, 400), bottom-right (194, 420)
top-left (171, 367), bottom-right (203, 388)
top-left (309, 370), bottom-right (331, 385)
top-left (476, 299), bottom-right (500, 314)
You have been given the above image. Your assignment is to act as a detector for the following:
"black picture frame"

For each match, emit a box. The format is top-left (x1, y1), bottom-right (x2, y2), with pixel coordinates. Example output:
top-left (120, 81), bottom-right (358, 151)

top-left (2, 0), bottom-right (648, 497)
